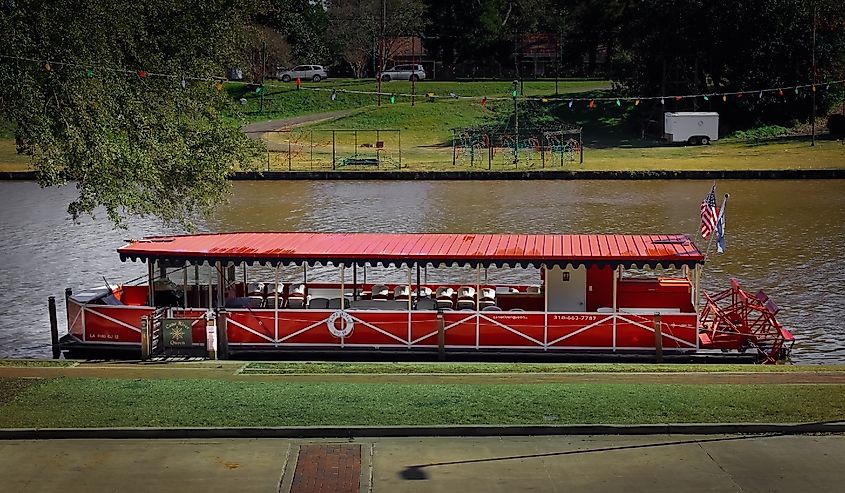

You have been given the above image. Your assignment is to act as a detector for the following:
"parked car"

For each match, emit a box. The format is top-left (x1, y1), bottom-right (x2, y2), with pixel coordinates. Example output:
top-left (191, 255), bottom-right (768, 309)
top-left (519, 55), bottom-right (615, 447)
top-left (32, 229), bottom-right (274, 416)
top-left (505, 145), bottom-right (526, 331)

top-left (276, 65), bottom-right (328, 82)
top-left (380, 64), bottom-right (426, 82)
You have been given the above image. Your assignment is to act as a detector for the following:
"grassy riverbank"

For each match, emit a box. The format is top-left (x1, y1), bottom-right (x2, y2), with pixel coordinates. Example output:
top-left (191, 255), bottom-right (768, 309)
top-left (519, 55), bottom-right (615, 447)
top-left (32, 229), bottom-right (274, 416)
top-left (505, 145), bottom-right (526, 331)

top-left (241, 361), bottom-right (845, 375)
top-left (2, 377), bottom-right (844, 427)
top-left (3, 78), bottom-right (843, 173)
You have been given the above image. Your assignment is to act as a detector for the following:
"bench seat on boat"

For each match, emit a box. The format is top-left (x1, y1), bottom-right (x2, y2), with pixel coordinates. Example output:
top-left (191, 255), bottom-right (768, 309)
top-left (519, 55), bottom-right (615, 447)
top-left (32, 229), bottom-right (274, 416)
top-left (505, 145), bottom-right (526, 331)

top-left (350, 299), bottom-right (409, 310)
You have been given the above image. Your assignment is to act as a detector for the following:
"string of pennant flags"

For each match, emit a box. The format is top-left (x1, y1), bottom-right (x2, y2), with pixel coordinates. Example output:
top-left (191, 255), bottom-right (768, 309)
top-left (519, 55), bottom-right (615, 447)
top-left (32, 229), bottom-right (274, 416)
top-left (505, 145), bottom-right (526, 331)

top-left (3, 53), bottom-right (844, 108)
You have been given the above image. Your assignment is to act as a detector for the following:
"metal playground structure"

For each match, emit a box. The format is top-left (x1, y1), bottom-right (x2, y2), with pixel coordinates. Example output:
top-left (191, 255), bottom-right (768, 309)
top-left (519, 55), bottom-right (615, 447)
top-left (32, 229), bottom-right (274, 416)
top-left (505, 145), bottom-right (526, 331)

top-left (256, 129), bottom-right (402, 171)
top-left (451, 125), bottom-right (583, 169)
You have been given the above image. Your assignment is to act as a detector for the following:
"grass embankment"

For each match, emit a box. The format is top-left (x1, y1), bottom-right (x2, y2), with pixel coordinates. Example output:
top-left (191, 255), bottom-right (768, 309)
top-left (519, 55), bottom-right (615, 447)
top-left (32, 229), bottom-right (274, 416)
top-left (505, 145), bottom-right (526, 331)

top-left (2, 78), bottom-right (843, 173)
top-left (242, 361), bottom-right (845, 375)
top-left (248, 79), bottom-right (845, 171)
top-left (0, 137), bottom-right (31, 173)
top-left (1, 377), bottom-right (843, 427)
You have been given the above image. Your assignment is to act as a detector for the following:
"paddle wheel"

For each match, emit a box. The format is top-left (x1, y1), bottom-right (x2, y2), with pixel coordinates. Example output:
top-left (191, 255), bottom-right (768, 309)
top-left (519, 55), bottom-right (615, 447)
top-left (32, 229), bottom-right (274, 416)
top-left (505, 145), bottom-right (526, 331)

top-left (699, 279), bottom-right (794, 363)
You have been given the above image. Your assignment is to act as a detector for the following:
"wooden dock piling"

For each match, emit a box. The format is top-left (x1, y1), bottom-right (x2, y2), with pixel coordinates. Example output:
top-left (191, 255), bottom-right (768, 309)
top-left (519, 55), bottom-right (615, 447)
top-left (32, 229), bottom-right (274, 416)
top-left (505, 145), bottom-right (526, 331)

top-left (48, 296), bottom-right (60, 359)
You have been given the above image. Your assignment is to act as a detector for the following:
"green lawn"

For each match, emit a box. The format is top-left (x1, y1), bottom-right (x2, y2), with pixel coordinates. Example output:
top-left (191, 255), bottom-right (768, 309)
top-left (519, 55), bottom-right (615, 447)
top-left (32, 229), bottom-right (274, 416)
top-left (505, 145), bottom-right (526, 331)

top-left (242, 361), bottom-right (845, 375)
top-left (0, 138), bottom-right (31, 172)
top-left (1, 377), bottom-right (844, 427)
top-left (3, 78), bottom-right (843, 173)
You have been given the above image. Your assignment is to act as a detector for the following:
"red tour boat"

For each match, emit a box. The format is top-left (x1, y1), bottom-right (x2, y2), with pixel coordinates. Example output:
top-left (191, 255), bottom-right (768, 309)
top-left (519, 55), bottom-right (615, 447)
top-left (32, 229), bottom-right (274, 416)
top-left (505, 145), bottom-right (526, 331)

top-left (60, 232), bottom-right (793, 362)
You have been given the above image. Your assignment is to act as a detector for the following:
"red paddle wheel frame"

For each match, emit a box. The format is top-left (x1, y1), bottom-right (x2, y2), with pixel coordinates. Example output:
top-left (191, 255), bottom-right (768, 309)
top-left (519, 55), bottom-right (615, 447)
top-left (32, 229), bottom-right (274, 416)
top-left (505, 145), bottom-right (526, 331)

top-left (699, 279), bottom-right (794, 363)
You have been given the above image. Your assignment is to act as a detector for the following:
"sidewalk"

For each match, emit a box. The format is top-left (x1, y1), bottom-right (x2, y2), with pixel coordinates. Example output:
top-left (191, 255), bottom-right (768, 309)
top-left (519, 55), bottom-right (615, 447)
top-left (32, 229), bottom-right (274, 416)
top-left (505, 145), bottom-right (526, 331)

top-left (1, 434), bottom-right (843, 492)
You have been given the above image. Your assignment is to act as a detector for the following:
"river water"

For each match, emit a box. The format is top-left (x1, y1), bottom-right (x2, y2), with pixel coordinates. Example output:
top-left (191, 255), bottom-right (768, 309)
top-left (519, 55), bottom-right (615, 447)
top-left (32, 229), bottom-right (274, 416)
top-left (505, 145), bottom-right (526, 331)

top-left (0, 179), bottom-right (842, 363)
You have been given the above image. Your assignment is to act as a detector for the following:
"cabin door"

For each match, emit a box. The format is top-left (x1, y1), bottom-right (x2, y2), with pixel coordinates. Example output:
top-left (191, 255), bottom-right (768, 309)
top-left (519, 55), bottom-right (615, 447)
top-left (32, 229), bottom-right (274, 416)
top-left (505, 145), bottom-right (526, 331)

top-left (546, 265), bottom-right (587, 312)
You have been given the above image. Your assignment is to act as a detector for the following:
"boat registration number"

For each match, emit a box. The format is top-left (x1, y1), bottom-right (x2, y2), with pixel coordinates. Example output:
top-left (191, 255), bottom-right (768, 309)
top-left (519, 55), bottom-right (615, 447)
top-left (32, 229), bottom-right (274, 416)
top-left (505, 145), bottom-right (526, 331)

top-left (551, 315), bottom-right (600, 322)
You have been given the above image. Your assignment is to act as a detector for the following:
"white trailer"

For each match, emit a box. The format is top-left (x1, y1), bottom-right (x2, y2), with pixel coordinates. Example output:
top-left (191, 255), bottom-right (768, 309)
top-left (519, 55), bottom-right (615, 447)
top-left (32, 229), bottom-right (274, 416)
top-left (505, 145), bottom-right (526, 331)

top-left (664, 112), bottom-right (719, 145)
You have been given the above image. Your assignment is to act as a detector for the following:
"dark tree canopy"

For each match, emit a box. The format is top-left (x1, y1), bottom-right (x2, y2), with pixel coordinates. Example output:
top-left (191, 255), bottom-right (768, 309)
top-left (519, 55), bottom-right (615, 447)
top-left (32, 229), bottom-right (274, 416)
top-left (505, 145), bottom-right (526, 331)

top-left (0, 0), bottom-right (264, 228)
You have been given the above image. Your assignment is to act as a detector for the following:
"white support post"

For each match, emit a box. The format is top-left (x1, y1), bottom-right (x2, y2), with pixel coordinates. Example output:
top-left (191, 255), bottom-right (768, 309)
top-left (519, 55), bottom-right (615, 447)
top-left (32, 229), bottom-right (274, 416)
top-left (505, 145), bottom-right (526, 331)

top-left (475, 265), bottom-right (481, 349)
top-left (182, 263), bottom-right (188, 309)
top-left (408, 266), bottom-right (413, 345)
top-left (543, 265), bottom-right (548, 349)
top-left (207, 263), bottom-right (213, 309)
top-left (612, 265), bottom-right (619, 352)
top-left (340, 263), bottom-right (346, 308)
top-left (147, 260), bottom-right (156, 307)
top-left (274, 264), bottom-right (280, 345)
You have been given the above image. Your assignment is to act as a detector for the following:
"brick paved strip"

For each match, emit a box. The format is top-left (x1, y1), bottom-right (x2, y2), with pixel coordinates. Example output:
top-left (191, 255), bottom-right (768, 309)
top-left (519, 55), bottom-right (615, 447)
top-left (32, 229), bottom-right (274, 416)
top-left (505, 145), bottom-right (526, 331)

top-left (290, 444), bottom-right (361, 493)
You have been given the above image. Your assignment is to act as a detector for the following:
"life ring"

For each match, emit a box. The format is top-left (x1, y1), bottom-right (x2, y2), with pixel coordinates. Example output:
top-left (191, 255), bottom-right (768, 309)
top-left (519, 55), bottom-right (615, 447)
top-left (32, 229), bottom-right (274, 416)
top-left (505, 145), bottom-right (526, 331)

top-left (326, 310), bottom-right (354, 338)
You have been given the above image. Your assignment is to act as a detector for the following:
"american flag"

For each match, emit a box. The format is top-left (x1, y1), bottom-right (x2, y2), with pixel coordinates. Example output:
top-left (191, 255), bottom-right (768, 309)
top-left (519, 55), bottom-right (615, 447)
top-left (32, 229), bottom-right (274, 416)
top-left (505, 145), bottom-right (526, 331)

top-left (700, 184), bottom-right (718, 239)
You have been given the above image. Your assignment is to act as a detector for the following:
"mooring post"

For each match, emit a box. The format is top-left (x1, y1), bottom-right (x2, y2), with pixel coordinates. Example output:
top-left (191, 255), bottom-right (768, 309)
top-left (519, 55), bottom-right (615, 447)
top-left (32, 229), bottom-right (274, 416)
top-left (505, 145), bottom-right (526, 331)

top-left (140, 315), bottom-right (150, 360)
top-left (216, 310), bottom-right (230, 360)
top-left (205, 311), bottom-right (218, 360)
top-left (654, 313), bottom-right (663, 363)
top-left (48, 296), bottom-right (60, 359)
top-left (436, 309), bottom-right (445, 361)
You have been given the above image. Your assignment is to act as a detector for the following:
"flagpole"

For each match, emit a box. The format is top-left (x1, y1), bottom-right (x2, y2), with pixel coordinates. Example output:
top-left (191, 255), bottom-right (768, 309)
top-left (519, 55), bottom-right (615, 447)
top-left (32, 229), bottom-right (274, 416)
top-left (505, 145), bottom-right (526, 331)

top-left (698, 193), bottom-right (728, 311)
top-left (700, 193), bottom-right (729, 273)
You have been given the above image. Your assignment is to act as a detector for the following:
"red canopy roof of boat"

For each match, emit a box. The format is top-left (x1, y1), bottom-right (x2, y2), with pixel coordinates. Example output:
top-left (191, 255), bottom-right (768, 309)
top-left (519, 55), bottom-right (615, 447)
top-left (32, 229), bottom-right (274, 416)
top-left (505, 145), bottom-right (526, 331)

top-left (118, 233), bottom-right (704, 268)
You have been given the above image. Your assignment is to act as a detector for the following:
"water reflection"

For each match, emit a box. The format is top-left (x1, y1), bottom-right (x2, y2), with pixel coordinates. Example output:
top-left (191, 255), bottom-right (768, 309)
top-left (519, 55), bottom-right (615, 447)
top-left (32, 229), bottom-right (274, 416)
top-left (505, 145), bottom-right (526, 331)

top-left (1, 179), bottom-right (842, 362)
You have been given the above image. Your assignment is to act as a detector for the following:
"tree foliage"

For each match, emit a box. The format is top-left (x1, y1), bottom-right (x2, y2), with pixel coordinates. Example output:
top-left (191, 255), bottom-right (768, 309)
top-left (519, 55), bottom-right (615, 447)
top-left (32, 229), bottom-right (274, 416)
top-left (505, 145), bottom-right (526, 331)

top-left (261, 0), bottom-right (330, 65)
top-left (327, 0), bottom-right (428, 77)
top-left (0, 0), bottom-right (264, 228)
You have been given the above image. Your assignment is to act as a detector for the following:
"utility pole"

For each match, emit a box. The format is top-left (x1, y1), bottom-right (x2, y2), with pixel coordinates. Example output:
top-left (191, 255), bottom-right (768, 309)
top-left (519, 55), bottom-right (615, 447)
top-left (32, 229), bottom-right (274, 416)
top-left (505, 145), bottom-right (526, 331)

top-left (377, 0), bottom-right (385, 106)
top-left (811, 5), bottom-right (817, 146)
top-left (260, 39), bottom-right (266, 113)
top-left (555, 29), bottom-right (561, 95)
top-left (411, 36), bottom-right (416, 106)
top-left (512, 79), bottom-right (519, 164)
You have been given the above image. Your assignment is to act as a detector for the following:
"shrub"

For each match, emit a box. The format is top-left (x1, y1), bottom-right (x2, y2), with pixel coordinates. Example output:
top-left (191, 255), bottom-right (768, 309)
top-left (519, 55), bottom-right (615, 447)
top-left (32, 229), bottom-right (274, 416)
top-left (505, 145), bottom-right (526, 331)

top-left (828, 115), bottom-right (845, 138)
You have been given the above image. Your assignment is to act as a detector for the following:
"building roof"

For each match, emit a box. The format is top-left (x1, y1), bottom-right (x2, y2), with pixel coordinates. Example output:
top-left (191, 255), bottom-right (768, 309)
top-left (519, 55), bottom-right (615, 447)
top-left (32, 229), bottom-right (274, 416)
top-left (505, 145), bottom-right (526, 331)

top-left (118, 232), bottom-right (704, 269)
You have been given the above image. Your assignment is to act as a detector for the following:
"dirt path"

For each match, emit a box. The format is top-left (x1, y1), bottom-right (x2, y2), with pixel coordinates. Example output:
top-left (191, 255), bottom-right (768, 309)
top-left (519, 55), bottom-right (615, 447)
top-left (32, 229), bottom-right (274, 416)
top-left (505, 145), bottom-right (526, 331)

top-left (241, 110), bottom-right (354, 139)
top-left (3, 362), bottom-right (845, 385)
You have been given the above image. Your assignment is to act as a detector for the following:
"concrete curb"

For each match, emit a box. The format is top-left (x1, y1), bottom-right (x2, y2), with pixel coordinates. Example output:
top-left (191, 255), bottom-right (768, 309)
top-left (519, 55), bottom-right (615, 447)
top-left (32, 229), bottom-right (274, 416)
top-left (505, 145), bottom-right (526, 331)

top-left (2, 422), bottom-right (844, 440)
top-left (2, 169), bottom-right (845, 181)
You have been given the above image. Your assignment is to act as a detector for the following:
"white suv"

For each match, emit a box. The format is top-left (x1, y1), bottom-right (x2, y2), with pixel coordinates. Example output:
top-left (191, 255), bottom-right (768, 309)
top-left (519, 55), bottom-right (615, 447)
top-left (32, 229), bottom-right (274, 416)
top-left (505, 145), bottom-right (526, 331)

top-left (380, 64), bottom-right (426, 82)
top-left (277, 65), bottom-right (328, 82)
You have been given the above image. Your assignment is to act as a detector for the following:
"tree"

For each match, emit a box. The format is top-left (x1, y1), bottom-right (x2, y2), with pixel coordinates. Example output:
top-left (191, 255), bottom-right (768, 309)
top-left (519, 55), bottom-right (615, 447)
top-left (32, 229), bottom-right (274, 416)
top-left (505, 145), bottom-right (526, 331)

top-left (327, 0), bottom-right (427, 78)
top-left (261, 0), bottom-right (330, 66)
top-left (243, 25), bottom-right (293, 82)
top-left (0, 0), bottom-right (264, 228)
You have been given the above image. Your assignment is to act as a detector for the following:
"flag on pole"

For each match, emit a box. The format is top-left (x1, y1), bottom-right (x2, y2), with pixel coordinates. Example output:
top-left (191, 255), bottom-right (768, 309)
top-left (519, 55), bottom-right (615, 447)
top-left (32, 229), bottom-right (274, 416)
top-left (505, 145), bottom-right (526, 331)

top-left (715, 194), bottom-right (728, 253)
top-left (700, 184), bottom-right (718, 239)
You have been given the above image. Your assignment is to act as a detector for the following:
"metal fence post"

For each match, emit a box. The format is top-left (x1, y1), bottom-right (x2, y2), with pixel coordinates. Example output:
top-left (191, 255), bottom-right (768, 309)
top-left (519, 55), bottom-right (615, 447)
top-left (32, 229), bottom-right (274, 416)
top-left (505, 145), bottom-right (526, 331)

top-left (579, 129), bottom-right (584, 164)
top-left (452, 130), bottom-right (457, 166)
